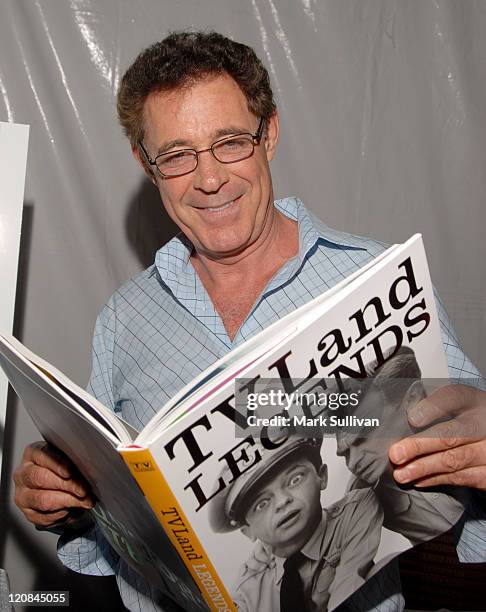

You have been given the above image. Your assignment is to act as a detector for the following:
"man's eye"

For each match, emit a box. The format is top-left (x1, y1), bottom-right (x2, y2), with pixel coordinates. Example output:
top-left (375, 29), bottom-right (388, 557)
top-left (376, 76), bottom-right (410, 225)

top-left (220, 138), bottom-right (248, 151)
top-left (253, 498), bottom-right (269, 513)
top-left (288, 472), bottom-right (304, 487)
top-left (160, 151), bottom-right (193, 167)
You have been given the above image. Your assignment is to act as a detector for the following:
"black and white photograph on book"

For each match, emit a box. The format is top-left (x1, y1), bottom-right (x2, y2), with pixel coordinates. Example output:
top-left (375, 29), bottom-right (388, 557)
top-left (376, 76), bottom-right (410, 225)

top-left (1, 1), bottom-right (486, 611)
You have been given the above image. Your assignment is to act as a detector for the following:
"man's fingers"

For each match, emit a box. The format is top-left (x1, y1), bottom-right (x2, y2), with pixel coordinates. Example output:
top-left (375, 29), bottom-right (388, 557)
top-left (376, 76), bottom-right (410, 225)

top-left (14, 463), bottom-right (89, 498)
top-left (389, 416), bottom-right (482, 465)
top-left (17, 488), bottom-right (93, 515)
top-left (16, 485), bottom-right (94, 528)
top-left (407, 384), bottom-right (482, 428)
top-left (413, 467), bottom-right (486, 491)
top-left (393, 440), bottom-right (486, 485)
top-left (17, 441), bottom-right (92, 498)
top-left (14, 442), bottom-right (95, 530)
top-left (23, 508), bottom-right (72, 528)
top-left (23, 442), bottom-right (73, 479)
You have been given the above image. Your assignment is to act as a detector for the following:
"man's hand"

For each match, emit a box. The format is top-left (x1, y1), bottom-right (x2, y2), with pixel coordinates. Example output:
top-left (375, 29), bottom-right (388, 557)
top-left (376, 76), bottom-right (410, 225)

top-left (389, 384), bottom-right (486, 491)
top-left (14, 442), bottom-right (94, 528)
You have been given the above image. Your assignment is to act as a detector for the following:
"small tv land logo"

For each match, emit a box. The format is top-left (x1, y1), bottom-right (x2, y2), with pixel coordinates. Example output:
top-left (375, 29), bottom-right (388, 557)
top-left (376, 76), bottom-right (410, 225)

top-left (131, 460), bottom-right (155, 472)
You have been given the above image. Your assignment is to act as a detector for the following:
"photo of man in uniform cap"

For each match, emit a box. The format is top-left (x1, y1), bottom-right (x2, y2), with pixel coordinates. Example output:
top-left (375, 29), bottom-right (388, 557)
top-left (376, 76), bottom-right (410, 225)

top-left (209, 434), bottom-right (383, 611)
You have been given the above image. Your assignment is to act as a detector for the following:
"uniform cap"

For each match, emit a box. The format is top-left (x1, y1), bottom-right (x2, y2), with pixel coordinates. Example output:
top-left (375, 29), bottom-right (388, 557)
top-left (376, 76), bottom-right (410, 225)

top-left (209, 434), bottom-right (322, 533)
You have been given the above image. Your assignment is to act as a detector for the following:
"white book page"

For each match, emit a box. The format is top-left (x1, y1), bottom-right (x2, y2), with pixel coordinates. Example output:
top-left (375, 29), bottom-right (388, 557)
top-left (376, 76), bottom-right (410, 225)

top-left (0, 333), bottom-right (134, 445)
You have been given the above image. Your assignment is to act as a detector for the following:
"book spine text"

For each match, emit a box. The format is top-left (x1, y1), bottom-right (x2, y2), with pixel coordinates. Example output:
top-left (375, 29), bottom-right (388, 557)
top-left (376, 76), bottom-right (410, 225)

top-left (120, 447), bottom-right (236, 612)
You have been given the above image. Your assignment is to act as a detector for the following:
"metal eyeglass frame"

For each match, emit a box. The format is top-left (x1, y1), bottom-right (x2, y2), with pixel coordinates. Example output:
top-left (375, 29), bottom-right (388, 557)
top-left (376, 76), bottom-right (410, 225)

top-left (138, 117), bottom-right (265, 178)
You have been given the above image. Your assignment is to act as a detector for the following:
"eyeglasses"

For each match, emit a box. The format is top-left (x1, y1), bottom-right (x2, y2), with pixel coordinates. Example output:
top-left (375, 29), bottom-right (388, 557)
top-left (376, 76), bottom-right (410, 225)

top-left (139, 117), bottom-right (265, 178)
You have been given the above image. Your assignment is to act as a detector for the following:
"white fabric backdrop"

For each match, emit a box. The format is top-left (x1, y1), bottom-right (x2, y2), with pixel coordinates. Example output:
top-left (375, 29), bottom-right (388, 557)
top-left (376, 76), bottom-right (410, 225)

top-left (1, 0), bottom-right (485, 604)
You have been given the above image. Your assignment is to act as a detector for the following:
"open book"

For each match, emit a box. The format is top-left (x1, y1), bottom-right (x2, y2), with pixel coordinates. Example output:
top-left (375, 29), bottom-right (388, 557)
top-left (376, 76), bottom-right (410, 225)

top-left (0, 235), bottom-right (465, 611)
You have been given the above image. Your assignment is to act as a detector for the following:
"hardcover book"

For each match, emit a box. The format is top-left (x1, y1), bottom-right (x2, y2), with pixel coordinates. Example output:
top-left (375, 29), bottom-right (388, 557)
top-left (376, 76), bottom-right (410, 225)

top-left (0, 234), bottom-right (464, 611)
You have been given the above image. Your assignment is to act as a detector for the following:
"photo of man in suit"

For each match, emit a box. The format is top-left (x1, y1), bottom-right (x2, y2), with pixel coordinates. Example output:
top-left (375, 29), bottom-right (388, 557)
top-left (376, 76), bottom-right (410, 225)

top-left (336, 346), bottom-right (465, 544)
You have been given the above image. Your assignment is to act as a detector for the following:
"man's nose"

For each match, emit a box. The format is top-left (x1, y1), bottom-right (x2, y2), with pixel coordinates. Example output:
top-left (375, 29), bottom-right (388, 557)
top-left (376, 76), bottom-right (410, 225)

top-left (274, 488), bottom-right (292, 510)
top-left (192, 150), bottom-right (229, 192)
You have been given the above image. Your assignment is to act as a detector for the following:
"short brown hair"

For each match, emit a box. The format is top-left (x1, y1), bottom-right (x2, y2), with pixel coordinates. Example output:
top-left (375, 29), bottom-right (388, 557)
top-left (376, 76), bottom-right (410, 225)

top-left (117, 31), bottom-right (276, 147)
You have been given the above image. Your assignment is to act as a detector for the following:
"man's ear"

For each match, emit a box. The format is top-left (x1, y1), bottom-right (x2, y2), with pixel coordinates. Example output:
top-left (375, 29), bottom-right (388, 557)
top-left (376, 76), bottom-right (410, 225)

top-left (263, 111), bottom-right (279, 162)
top-left (403, 380), bottom-right (427, 413)
top-left (132, 144), bottom-right (157, 185)
top-left (318, 463), bottom-right (328, 490)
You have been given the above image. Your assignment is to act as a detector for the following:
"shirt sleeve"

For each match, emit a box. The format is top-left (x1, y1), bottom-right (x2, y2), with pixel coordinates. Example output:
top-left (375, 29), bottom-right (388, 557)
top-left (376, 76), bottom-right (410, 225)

top-left (434, 289), bottom-right (486, 385)
top-left (455, 491), bottom-right (486, 563)
top-left (434, 290), bottom-right (486, 563)
top-left (57, 301), bottom-right (121, 576)
top-left (85, 299), bottom-right (117, 411)
top-left (57, 522), bottom-right (119, 576)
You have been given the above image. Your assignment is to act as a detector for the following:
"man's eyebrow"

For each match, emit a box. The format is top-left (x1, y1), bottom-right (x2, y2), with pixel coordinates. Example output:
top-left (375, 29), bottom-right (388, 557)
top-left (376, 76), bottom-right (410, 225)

top-left (250, 489), bottom-right (270, 507)
top-left (213, 126), bottom-right (253, 139)
top-left (250, 463), bottom-right (310, 505)
top-left (156, 139), bottom-right (191, 155)
top-left (155, 125), bottom-right (254, 155)
top-left (283, 462), bottom-right (308, 476)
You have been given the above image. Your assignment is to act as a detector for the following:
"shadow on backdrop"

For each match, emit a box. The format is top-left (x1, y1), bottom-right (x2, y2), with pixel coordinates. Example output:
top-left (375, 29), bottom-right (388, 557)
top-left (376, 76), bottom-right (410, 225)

top-left (125, 178), bottom-right (179, 269)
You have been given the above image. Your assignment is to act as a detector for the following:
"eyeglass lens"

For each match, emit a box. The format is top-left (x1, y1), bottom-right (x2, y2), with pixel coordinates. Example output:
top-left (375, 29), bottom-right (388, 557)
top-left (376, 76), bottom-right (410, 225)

top-left (157, 134), bottom-right (255, 176)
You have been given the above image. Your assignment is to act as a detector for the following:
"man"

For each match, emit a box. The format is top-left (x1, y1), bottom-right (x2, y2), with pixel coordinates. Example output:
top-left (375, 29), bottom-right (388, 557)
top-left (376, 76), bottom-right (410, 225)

top-left (209, 435), bottom-right (383, 612)
top-left (336, 347), bottom-right (466, 544)
top-left (13, 31), bottom-right (486, 611)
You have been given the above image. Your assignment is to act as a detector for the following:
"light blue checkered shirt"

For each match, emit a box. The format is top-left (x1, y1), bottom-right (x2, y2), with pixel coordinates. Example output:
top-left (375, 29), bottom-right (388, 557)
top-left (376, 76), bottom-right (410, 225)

top-left (58, 198), bottom-right (486, 612)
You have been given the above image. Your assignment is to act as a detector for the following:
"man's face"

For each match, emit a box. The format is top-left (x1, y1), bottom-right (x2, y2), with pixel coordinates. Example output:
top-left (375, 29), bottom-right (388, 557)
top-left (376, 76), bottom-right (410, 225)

top-left (136, 74), bottom-right (279, 260)
top-left (243, 458), bottom-right (326, 557)
top-left (336, 385), bottom-right (390, 482)
top-left (337, 380), bottom-right (425, 484)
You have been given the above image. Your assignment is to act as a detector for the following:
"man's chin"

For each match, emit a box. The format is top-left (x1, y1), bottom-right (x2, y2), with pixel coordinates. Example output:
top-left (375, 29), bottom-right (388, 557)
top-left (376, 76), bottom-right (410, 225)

top-left (193, 235), bottom-right (258, 262)
top-left (272, 526), bottom-right (315, 557)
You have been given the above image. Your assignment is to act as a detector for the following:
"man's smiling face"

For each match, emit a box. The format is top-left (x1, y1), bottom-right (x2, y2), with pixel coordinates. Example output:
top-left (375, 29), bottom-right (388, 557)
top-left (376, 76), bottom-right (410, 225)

top-left (243, 458), bottom-right (326, 557)
top-left (137, 73), bottom-right (279, 261)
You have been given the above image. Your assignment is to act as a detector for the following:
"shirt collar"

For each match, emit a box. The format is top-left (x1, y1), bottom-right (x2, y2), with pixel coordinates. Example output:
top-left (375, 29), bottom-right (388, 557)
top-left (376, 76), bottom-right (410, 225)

top-left (261, 197), bottom-right (369, 294)
top-left (154, 197), bottom-right (369, 296)
top-left (274, 197), bottom-right (368, 260)
top-left (153, 231), bottom-right (194, 289)
top-left (300, 510), bottom-right (328, 562)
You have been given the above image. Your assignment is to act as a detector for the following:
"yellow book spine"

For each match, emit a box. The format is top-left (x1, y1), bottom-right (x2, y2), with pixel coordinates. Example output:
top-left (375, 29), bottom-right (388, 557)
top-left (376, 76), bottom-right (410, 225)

top-left (120, 447), bottom-right (236, 612)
